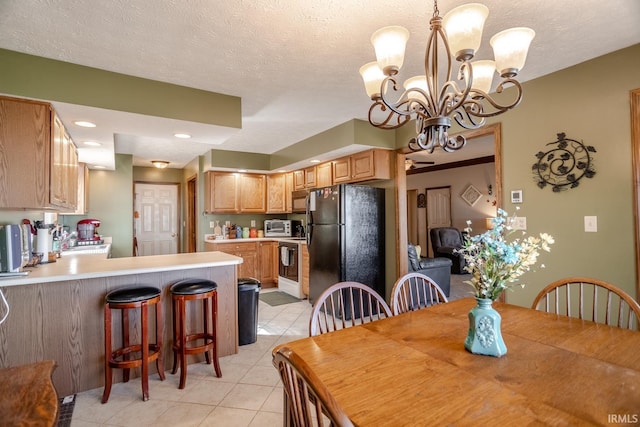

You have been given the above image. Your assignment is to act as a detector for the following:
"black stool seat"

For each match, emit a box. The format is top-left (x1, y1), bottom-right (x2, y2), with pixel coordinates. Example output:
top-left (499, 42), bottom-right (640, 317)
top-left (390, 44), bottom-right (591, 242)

top-left (170, 279), bottom-right (217, 295)
top-left (106, 286), bottom-right (161, 303)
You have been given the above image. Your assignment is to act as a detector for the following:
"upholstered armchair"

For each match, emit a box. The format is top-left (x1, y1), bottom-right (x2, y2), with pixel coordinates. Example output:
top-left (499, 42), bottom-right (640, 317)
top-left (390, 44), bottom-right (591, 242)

top-left (429, 227), bottom-right (466, 274)
top-left (407, 243), bottom-right (452, 297)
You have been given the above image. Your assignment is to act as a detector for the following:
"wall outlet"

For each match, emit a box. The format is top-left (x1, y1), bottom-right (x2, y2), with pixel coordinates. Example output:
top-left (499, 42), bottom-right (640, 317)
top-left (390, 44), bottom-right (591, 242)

top-left (584, 216), bottom-right (597, 232)
top-left (509, 216), bottom-right (527, 230)
top-left (209, 221), bottom-right (215, 228)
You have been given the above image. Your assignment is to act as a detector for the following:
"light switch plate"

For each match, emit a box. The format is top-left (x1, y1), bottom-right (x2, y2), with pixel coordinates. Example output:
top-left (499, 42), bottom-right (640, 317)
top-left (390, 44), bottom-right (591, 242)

top-left (584, 216), bottom-right (597, 232)
top-left (509, 216), bottom-right (527, 230)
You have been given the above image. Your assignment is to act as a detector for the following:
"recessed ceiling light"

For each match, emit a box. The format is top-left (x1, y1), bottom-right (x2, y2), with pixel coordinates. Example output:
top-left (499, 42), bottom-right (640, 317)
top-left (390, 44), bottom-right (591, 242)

top-left (83, 141), bottom-right (101, 147)
top-left (310, 159), bottom-right (321, 163)
top-left (237, 169), bottom-right (248, 173)
top-left (174, 133), bottom-right (191, 139)
top-left (74, 121), bottom-right (96, 128)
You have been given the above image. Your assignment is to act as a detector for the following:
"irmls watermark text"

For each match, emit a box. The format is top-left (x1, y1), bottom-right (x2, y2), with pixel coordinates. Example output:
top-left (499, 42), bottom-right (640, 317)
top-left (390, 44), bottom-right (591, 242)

top-left (608, 414), bottom-right (639, 424)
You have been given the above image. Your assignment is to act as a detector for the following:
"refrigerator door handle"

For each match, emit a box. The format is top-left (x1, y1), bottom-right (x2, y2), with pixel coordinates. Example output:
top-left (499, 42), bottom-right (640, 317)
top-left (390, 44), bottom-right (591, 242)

top-left (306, 194), bottom-right (311, 250)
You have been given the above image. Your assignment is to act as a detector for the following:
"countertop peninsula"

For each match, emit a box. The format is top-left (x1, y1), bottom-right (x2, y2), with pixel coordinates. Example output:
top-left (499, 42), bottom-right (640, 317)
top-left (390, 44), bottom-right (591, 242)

top-left (0, 251), bottom-right (243, 396)
top-left (0, 251), bottom-right (242, 287)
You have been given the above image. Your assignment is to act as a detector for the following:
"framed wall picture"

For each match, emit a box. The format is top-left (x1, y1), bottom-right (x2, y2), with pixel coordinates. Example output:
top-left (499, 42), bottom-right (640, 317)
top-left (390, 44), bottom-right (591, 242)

top-left (461, 185), bottom-right (482, 206)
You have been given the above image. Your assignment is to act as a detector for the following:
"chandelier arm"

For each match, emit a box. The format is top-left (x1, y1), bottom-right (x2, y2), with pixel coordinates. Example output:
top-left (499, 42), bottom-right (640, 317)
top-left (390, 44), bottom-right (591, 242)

top-left (367, 101), bottom-right (411, 129)
top-left (378, 76), bottom-right (418, 118)
top-left (453, 107), bottom-right (486, 130)
top-left (463, 79), bottom-right (524, 118)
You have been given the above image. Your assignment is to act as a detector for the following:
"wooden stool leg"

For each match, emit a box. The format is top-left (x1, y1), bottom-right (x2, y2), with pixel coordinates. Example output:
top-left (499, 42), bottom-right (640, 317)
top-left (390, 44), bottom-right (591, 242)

top-left (141, 302), bottom-right (149, 401)
top-left (156, 298), bottom-right (165, 381)
top-left (203, 298), bottom-right (211, 365)
top-left (122, 308), bottom-right (130, 383)
top-left (211, 292), bottom-right (222, 378)
top-left (101, 303), bottom-right (113, 404)
top-left (171, 296), bottom-right (179, 375)
top-left (178, 297), bottom-right (188, 389)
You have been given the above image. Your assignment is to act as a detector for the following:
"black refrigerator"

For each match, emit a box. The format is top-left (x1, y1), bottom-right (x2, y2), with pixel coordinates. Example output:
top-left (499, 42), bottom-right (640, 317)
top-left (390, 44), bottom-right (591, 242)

top-left (307, 184), bottom-right (385, 306)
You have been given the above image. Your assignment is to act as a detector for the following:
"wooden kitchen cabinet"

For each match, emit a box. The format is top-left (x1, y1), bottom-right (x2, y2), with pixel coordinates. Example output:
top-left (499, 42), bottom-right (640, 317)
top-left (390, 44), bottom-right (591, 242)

top-left (301, 243), bottom-right (309, 297)
top-left (332, 149), bottom-right (391, 184)
top-left (205, 171), bottom-right (239, 213)
top-left (205, 171), bottom-right (267, 214)
top-left (266, 172), bottom-right (293, 214)
top-left (315, 161), bottom-right (333, 188)
top-left (60, 162), bottom-right (89, 215)
top-left (239, 173), bottom-right (266, 213)
top-left (293, 166), bottom-right (316, 190)
top-left (0, 96), bottom-right (78, 210)
top-left (259, 241), bottom-right (278, 287)
top-left (206, 241), bottom-right (259, 279)
top-left (206, 240), bottom-right (278, 286)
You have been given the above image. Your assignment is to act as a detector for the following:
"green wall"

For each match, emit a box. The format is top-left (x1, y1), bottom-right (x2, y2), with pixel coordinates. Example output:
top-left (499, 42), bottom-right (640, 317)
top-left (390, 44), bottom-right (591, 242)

top-left (492, 44), bottom-right (640, 304)
top-left (0, 48), bottom-right (241, 128)
top-left (61, 154), bottom-right (134, 258)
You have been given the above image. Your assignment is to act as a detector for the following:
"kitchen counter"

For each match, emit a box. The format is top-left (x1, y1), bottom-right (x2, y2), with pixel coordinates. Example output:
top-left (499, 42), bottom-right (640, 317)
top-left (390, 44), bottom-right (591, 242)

top-left (204, 235), bottom-right (306, 245)
top-left (0, 251), bottom-right (241, 287)
top-left (0, 251), bottom-right (243, 396)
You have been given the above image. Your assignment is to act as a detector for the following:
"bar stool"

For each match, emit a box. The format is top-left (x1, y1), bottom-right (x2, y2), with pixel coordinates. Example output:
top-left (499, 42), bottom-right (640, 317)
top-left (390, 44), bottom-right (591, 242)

top-left (170, 278), bottom-right (222, 389)
top-left (102, 286), bottom-right (165, 403)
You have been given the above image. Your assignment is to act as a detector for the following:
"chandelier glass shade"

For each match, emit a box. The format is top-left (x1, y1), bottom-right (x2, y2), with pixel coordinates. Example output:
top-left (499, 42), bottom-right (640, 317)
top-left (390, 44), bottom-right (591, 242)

top-left (360, 1), bottom-right (534, 153)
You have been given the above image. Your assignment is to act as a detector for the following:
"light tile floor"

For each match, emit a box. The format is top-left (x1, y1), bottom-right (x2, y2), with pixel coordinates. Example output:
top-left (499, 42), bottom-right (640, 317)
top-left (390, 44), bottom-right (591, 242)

top-left (71, 289), bottom-right (312, 427)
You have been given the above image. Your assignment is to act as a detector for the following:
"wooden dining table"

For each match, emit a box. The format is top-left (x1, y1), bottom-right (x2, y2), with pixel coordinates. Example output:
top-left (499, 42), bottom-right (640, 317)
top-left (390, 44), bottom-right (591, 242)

top-left (274, 298), bottom-right (640, 426)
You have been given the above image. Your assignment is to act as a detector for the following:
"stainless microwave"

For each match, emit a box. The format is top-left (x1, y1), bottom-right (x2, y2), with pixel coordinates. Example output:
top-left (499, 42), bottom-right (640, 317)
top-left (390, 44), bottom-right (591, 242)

top-left (291, 190), bottom-right (308, 213)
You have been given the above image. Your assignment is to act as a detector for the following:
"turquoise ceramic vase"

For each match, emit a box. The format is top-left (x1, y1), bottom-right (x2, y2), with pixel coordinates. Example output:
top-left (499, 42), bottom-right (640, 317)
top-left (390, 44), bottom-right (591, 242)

top-left (465, 298), bottom-right (507, 357)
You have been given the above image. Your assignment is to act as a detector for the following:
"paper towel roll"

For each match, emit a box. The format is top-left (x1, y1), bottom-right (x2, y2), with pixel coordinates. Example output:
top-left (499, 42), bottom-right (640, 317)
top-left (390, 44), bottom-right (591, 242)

top-left (36, 228), bottom-right (52, 254)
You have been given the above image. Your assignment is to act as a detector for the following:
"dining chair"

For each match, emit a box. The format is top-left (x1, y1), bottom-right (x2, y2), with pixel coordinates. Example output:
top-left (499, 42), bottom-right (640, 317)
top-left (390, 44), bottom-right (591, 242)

top-left (391, 272), bottom-right (449, 315)
top-left (274, 346), bottom-right (354, 427)
top-left (309, 281), bottom-right (392, 336)
top-left (531, 277), bottom-right (640, 330)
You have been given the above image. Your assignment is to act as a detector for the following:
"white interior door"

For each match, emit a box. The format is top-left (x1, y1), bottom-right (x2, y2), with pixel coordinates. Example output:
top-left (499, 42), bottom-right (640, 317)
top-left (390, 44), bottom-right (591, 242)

top-left (426, 187), bottom-right (452, 257)
top-left (134, 183), bottom-right (179, 256)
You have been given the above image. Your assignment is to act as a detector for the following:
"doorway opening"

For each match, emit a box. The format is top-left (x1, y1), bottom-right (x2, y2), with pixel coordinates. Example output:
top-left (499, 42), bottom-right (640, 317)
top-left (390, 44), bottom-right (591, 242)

top-left (397, 123), bottom-right (502, 276)
top-left (186, 175), bottom-right (197, 253)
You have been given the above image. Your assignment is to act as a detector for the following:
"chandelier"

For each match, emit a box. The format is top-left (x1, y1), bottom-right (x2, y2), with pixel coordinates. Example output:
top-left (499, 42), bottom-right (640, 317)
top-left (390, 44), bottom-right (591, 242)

top-left (360, 1), bottom-right (534, 153)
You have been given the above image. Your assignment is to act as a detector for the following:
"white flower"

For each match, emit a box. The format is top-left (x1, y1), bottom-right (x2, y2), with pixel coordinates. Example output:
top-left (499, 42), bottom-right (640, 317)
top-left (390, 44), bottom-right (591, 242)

top-left (457, 210), bottom-right (554, 301)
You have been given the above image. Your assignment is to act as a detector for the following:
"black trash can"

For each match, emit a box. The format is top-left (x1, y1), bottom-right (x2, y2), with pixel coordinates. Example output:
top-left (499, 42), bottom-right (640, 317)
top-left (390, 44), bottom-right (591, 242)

top-left (237, 277), bottom-right (261, 345)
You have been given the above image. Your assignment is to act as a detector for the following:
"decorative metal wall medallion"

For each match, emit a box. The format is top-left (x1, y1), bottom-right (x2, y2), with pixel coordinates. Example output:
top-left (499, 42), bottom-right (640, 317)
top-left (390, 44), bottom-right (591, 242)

top-left (532, 132), bottom-right (596, 192)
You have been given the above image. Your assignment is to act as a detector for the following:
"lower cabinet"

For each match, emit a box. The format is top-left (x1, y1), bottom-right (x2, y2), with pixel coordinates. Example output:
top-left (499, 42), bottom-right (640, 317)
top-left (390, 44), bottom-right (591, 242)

top-left (205, 241), bottom-right (278, 287)
top-left (259, 241), bottom-right (278, 287)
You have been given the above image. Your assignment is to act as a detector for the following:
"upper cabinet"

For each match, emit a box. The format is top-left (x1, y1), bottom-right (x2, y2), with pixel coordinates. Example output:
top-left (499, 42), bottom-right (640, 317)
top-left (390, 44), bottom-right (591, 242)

top-left (205, 171), bottom-right (266, 214)
top-left (333, 149), bottom-right (391, 184)
top-left (238, 173), bottom-right (266, 213)
top-left (0, 96), bottom-right (78, 210)
top-left (293, 166), bottom-right (316, 190)
top-left (315, 162), bottom-right (333, 188)
top-left (266, 172), bottom-right (293, 214)
top-left (60, 162), bottom-right (90, 215)
top-left (205, 172), bottom-right (239, 213)
top-left (205, 149), bottom-right (392, 214)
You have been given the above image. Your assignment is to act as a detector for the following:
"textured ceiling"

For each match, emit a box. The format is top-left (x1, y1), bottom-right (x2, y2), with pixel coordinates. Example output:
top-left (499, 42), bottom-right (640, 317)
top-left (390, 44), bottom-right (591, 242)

top-left (0, 0), bottom-right (639, 169)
